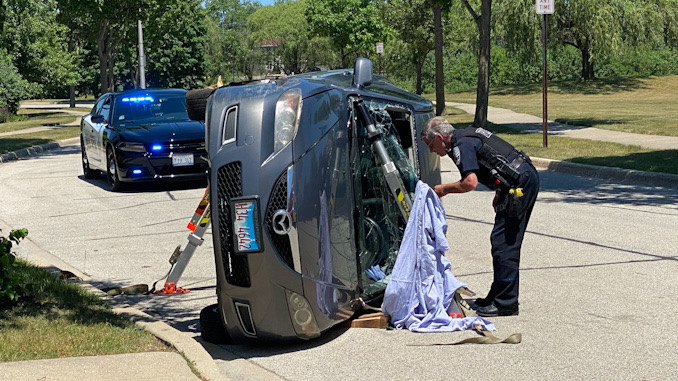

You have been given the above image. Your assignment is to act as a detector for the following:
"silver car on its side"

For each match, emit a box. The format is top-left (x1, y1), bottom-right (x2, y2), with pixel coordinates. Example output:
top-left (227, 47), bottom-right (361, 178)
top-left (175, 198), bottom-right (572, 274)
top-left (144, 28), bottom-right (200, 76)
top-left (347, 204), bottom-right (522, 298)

top-left (188, 58), bottom-right (440, 343)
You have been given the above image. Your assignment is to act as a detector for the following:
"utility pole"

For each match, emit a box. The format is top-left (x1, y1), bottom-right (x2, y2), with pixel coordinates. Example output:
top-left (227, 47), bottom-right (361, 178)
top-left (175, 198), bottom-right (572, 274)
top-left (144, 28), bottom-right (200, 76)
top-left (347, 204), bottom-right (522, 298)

top-left (137, 17), bottom-right (146, 89)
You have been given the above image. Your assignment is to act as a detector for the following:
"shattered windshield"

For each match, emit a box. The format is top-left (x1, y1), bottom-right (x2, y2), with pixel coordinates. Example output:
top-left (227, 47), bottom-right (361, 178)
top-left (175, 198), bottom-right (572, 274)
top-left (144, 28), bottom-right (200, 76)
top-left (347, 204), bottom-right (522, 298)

top-left (352, 97), bottom-right (419, 299)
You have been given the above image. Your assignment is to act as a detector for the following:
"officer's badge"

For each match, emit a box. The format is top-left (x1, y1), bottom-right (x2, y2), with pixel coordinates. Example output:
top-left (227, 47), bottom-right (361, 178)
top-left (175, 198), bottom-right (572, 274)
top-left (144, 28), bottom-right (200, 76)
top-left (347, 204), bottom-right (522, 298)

top-left (453, 146), bottom-right (461, 165)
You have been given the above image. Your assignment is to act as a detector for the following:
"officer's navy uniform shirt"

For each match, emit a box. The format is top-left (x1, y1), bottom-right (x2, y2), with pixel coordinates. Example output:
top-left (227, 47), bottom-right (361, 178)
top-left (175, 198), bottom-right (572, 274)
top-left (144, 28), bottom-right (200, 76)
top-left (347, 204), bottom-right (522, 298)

top-left (447, 132), bottom-right (493, 188)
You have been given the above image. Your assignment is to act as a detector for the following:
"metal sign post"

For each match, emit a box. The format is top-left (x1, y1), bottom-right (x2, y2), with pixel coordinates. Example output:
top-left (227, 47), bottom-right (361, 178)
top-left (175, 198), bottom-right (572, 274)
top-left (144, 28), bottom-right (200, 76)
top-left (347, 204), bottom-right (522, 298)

top-left (536, 0), bottom-right (554, 148)
top-left (376, 42), bottom-right (384, 75)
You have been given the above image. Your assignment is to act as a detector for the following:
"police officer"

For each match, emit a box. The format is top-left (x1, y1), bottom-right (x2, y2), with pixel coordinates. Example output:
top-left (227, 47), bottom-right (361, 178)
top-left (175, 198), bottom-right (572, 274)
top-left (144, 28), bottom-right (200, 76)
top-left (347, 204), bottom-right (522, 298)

top-left (421, 117), bottom-right (539, 317)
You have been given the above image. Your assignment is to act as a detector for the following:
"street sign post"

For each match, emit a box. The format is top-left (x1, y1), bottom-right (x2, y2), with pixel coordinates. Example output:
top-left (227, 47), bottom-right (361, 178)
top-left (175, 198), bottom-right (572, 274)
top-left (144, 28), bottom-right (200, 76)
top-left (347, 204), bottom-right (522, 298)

top-left (376, 42), bottom-right (384, 75)
top-left (536, 0), bottom-right (553, 147)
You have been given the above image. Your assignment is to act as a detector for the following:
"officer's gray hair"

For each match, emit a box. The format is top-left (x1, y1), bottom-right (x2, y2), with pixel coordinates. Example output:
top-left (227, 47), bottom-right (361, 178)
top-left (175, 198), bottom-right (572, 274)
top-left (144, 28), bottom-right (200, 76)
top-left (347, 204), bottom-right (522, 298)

top-left (421, 116), bottom-right (455, 140)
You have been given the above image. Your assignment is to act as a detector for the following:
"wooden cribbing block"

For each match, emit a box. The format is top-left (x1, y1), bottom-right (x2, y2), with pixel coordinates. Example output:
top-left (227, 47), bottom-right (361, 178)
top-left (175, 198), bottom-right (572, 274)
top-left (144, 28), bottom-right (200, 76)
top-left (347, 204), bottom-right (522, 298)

top-left (340, 312), bottom-right (388, 328)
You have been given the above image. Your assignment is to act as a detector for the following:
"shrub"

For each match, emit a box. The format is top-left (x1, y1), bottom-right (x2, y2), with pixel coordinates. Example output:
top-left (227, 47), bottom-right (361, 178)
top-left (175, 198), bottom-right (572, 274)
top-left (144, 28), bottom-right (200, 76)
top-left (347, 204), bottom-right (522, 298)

top-left (0, 228), bottom-right (28, 306)
top-left (0, 52), bottom-right (31, 118)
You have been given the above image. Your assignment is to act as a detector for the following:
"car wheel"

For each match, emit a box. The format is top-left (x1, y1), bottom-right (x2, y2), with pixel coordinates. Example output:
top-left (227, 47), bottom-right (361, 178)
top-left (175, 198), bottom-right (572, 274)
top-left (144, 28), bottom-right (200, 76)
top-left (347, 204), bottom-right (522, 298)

top-left (81, 137), bottom-right (101, 179)
top-left (200, 303), bottom-right (234, 344)
top-left (106, 147), bottom-right (125, 192)
top-left (186, 88), bottom-right (216, 122)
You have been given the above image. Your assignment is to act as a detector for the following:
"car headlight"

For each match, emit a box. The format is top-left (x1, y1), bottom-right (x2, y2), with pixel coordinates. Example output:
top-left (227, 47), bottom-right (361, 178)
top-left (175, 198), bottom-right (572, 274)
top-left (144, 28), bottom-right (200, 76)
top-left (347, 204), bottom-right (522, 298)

top-left (273, 88), bottom-right (302, 153)
top-left (117, 142), bottom-right (147, 152)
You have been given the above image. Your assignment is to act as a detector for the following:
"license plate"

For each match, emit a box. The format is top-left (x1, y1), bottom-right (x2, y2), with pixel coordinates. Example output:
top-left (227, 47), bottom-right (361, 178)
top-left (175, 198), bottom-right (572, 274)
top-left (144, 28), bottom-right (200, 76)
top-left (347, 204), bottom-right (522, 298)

top-left (231, 198), bottom-right (261, 253)
top-left (172, 153), bottom-right (194, 166)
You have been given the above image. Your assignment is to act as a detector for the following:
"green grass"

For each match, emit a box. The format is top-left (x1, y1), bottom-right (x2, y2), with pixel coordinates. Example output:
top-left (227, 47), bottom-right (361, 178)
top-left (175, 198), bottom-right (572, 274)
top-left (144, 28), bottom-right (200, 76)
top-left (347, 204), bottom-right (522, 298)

top-left (443, 108), bottom-right (678, 175)
top-left (439, 75), bottom-right (678, 137)
top-left (0, 259), bottom-right (169, 362)
top-left (0, 127), bottom-right (80, 154)
top-left (0, 109), bottom-right (81, 134)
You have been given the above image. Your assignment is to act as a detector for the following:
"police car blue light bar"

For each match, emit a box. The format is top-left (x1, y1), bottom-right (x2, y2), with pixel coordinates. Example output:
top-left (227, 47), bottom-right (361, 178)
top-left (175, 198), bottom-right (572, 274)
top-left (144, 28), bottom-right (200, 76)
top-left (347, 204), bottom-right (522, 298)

top-left (122, 96), bottom-right (154, 103)
top-left (132, 169), bottom-right (142, 175)
top-left (152, 144), bottom-right (162, 151)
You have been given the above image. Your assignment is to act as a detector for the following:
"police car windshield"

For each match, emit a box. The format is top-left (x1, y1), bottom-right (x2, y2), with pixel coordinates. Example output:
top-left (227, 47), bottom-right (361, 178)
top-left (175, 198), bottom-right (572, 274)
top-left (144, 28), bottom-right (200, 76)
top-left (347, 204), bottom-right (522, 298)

top-left (113, 93), bottom-right (189, 123)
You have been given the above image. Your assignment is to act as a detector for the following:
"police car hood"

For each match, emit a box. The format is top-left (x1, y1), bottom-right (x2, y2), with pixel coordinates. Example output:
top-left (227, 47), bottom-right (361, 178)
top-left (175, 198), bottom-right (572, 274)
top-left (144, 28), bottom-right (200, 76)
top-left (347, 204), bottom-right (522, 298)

top-left (116, 120), bottom-right (204, 143)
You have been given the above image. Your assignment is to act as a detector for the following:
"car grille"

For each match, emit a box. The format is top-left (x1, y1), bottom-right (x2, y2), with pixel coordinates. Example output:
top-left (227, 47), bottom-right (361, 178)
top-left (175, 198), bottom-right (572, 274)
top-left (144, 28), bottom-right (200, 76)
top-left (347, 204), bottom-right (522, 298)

top-left (216, 162), bottom-right (250, 287)
top-left (265, 172), bottom-right (294, 269)
top-left (169, 141), bottom-right (205, 152)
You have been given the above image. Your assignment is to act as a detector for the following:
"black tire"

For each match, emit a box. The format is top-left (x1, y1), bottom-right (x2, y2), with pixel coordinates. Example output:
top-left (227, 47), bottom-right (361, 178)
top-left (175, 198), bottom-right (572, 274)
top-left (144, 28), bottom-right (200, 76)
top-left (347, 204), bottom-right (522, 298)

top-left (200, 303), bottom-right (234, 344)
top-left (106, 147), bottom-right (125, 192)
top-left (186, 88), bottom-right (216, 121)
top-left (81, 137), bottom-right (101, 179)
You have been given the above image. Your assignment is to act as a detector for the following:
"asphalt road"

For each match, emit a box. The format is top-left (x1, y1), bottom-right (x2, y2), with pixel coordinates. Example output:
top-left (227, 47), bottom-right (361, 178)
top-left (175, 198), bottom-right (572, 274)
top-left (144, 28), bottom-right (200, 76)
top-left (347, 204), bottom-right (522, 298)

top-left (1, 143), bottom-right (677, 380)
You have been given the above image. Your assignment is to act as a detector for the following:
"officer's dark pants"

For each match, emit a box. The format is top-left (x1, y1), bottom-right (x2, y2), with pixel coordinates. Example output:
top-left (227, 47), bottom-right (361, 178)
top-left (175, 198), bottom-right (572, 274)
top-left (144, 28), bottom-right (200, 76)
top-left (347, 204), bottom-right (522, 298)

top-left (483, 163), bottom-right (539, 310)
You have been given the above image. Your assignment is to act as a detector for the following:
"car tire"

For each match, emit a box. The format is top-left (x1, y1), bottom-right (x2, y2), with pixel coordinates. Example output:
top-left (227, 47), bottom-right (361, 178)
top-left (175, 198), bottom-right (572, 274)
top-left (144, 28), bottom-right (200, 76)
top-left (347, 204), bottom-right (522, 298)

top-left (81, 137), bottom-right (101, 179)
top-left (186, 88), bottom-right (216, 122)
top-left (106, 146), bottom-right (125, 192)
top-left (200, 303), bottom-right (234, 344)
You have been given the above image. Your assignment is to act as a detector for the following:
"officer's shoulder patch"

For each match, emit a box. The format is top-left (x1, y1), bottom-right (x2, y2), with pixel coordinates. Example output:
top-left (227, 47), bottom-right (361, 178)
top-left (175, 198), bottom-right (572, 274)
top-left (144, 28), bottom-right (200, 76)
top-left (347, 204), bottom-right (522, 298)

top-left (453, 146), bottom-right (461, 165)
top-left (475, 127), bottom-right (493, 138)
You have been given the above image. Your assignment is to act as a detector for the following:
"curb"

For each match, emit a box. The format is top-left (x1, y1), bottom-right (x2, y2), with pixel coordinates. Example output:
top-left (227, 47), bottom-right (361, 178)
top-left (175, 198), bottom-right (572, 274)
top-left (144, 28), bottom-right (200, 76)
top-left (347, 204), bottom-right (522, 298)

top-left (2, 217), bottom-right (227, 381)
top-left (0, 137), bottom-right (80, 165)
top-left (530, 157), bottom-right (678, 189)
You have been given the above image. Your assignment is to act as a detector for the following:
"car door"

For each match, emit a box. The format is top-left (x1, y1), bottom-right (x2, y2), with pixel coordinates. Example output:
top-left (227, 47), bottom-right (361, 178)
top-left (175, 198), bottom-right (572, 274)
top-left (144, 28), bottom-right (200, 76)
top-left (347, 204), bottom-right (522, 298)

top-left (92, 96), bottom-right (112, 165)
top-left (82, 96), bottom-right (106, 168)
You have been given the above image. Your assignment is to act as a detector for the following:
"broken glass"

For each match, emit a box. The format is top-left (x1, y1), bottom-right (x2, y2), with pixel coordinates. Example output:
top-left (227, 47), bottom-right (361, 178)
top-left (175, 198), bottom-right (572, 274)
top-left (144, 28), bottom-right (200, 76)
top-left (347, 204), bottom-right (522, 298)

top-left (352, 97), bottom-right (419, 299)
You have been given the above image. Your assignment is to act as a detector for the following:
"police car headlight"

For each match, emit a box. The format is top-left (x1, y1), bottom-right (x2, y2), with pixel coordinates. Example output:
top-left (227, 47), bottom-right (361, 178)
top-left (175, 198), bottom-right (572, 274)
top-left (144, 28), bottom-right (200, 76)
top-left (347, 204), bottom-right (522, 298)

top-left (117, 142), bottom-right (147, 152)
top-left (273, 89), bottom-right (302, 153)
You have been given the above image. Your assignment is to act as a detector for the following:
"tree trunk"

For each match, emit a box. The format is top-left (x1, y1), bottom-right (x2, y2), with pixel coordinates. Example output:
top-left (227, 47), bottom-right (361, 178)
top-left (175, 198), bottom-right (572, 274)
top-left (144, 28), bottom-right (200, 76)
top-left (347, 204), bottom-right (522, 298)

top-left (581, 43), bottom-right (594, 80)
top-left (97, 21), bottom-right (111, 95)
top-left (474, 0), bottom-right (491, 128)
top-left (415, 54), bottom-right (424, 95)
top-left (433, 3), bottom-right (445, 116)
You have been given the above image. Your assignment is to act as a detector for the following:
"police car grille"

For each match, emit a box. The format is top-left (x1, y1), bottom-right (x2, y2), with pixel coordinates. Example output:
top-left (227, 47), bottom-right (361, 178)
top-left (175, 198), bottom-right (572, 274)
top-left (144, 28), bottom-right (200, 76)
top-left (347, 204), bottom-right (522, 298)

top-left (265, 172), bottom-right (293, 270)
top-left (216, 162), bottom-right (250, 287)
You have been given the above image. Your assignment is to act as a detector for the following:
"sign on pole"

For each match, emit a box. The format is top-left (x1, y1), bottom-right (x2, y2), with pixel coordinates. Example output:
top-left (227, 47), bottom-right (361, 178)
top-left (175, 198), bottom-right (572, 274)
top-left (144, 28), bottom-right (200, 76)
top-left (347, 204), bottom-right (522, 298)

top-left (536, 0), bottom-right (554, 14)
top-left (536, 0), bottom-right (553, 147)
top-left (376, 42), bottom-right (384, 54)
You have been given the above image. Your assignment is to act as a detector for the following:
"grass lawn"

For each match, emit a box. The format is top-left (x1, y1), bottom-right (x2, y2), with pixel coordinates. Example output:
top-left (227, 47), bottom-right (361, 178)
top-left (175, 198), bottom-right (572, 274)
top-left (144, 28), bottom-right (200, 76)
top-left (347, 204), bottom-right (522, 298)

top-left (444, 107), bottom-right (678, 175)
top-left (0, 127), bottom-right (80, 154)
top-left (439, 75), bottom-right (678, 137)
top-left (0, 109), bottom-right (79, 134)
top-left (0, 259), bottom-right (170, 362)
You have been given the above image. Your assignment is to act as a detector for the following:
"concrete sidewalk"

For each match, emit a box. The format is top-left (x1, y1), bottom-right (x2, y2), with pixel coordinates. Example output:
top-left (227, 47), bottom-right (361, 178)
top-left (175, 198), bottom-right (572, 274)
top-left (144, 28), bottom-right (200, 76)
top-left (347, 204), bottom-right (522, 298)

top-left (446, 101), bottom-right (678, 150)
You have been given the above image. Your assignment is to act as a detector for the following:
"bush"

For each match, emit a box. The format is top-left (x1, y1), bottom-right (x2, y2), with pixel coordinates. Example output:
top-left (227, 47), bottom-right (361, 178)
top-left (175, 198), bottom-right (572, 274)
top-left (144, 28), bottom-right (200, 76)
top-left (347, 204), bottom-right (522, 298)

top-left (0, 228), bottom-right (28, 306)
top-left (0, 52), bottom-right (31, 118)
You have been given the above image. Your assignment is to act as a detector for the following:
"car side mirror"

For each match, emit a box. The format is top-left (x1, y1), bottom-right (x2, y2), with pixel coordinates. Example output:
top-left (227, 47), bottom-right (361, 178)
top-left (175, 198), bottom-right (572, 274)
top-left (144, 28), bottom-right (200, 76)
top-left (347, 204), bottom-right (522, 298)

top-left (353, 57), bottom-right (373, 88)
top-left (91, 115), bottom-right (105, 123)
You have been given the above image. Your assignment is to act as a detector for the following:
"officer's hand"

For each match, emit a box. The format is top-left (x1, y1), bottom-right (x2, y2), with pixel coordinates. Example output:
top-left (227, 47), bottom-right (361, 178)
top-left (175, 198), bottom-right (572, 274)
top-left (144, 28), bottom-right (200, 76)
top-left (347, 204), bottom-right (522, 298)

top-left (434, 185), bottom-right (446, 198)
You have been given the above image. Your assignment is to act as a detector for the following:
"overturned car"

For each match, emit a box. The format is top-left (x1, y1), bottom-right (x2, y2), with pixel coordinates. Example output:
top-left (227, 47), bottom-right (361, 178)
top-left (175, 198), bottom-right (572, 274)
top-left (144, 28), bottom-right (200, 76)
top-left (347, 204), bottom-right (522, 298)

top-left (187, 58), bottom-right (440, 343)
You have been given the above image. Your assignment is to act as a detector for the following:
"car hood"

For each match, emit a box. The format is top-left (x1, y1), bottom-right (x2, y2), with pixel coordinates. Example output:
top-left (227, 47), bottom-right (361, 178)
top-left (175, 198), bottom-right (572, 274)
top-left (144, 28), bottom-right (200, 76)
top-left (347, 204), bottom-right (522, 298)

top-left (116, 120), bottom-right (204, 143)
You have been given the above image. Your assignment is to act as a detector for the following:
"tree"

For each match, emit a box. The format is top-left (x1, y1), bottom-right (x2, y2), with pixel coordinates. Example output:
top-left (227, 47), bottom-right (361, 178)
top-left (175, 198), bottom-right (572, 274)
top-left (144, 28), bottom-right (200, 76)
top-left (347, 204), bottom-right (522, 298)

top-left (460, 0), bottom-right (491, 128)
top-left (1, 0), bottom-right (77, 97)
top-left (382, 0), bottom-right (434, 95)
top-left (306, 0), bottom-right (389, 68)
top-left (248, 0), bottom-right (314, 74)
top-left (204, 0), bottom-right (260, 82)
top-left (551, 0), bottom-right (623, 80)
top-left (140, 0), bottom-right (206, 88)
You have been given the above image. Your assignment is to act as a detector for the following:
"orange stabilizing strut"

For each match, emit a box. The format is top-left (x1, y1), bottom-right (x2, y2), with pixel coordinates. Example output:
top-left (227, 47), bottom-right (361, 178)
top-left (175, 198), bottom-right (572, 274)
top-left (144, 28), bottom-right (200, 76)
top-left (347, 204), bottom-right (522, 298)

top-left (152, 187), bottom-right (211, 295)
